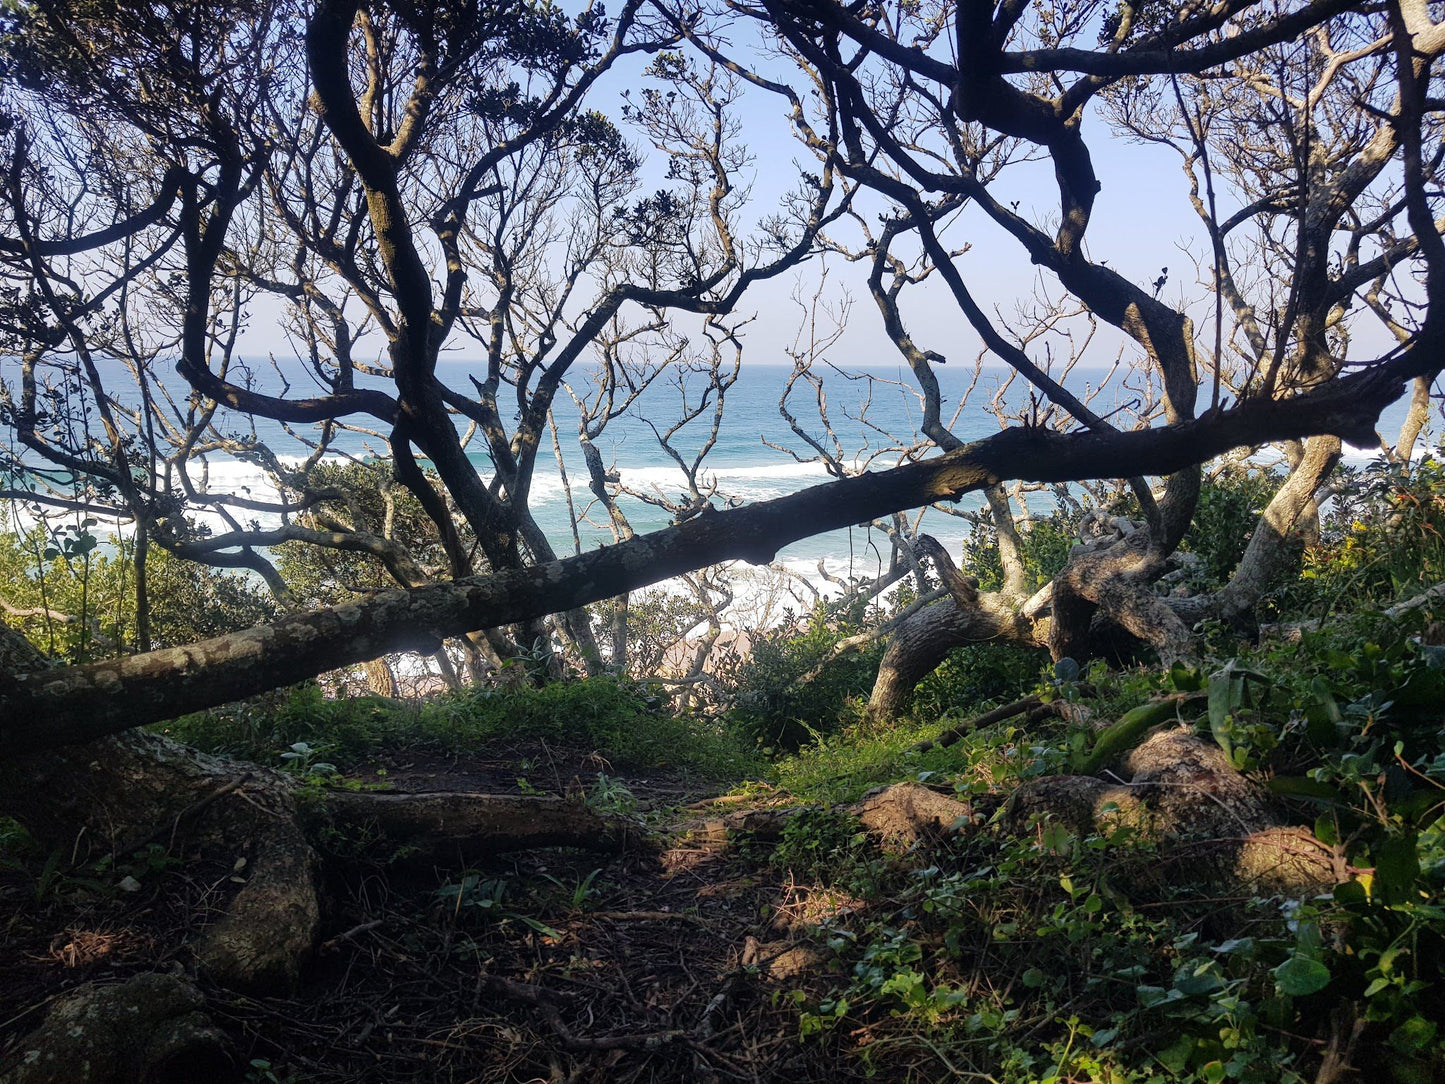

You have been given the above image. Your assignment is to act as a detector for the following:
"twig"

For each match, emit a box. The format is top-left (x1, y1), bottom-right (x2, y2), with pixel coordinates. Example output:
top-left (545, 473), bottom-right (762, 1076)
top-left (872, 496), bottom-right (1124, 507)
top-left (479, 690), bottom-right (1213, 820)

top-left (319, 919), bottom-right (384, 953)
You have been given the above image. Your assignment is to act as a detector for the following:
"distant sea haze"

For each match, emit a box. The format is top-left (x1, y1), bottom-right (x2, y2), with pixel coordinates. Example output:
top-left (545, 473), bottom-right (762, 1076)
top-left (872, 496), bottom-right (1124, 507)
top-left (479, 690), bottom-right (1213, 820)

top-left (2, 357), bottom-right (1426, 604)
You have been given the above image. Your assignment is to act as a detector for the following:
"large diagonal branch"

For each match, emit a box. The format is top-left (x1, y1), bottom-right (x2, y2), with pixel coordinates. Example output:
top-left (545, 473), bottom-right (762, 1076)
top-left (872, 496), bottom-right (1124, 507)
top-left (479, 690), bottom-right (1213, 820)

top-left (1001, 0), bottom-right (1360, 77)
top-left (1, 341), bottom-right (1436, 756)
top-left (0, 165), bottom-right (188, 256)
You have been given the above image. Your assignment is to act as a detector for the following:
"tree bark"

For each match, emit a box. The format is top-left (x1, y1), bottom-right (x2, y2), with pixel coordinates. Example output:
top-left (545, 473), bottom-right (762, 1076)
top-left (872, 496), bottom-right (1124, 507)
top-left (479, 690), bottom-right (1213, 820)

top-left (867, 592), bottom-right (1041, 719)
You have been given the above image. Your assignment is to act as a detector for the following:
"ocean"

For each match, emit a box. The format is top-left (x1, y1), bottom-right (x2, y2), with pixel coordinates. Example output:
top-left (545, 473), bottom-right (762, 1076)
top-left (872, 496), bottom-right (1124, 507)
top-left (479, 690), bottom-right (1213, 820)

top-left (3, 355), bottom-right (1428, 616)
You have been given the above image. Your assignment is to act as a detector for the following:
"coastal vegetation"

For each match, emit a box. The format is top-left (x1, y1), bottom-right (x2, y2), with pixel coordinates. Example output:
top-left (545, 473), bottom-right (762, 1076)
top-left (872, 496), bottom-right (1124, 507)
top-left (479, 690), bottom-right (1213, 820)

top-left (2, 0), bottom-right (1445, 1079)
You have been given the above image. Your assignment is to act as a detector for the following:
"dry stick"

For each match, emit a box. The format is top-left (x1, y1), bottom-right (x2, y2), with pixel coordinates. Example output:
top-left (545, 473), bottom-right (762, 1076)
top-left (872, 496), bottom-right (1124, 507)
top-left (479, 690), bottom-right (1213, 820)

top-left (476, 973), bottom-right (686, 1052)
top-left (587, 910), bottom-right (707, 924)
top-left (911, 684), bottom-right (1097, 753)
top-left (319, 919), bottom-right (384, 953)
top-left (910, 695), bottom-right (1042, 753)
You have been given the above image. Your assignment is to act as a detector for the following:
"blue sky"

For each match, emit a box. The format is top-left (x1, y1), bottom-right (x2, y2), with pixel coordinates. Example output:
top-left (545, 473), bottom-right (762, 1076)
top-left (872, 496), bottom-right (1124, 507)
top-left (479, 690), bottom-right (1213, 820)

top-left (233, 29), bottom-right (1215, 378)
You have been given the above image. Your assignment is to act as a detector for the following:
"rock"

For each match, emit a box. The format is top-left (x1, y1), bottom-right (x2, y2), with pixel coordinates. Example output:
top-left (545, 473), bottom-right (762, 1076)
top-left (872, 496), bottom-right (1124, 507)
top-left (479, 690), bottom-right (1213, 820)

top-left (0, 973), bottom-right (235, 1084)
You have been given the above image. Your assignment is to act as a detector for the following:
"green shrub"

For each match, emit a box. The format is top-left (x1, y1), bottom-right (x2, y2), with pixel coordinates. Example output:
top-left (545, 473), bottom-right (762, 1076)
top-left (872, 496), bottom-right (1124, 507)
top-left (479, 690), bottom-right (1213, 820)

top-left (162, 676), bottom-right (752, 777)
top-left (723, 610), bottom-right (883, 753)
top-left (1285, 453), bottom-right (1445, 616)
top-left (907, 642), bottom-right (1048, 723)
top-left (0, 529), bottom-right (277, 663)
top-left (963, 512), bottom-right (1079, 593)
top-left (1183, 466), bottom-right (1283, 586)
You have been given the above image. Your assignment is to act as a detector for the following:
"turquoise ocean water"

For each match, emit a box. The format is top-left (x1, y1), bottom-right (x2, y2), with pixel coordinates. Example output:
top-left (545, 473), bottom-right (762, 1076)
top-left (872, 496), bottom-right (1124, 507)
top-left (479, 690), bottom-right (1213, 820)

top-left (3, 355), bottom-right (1427, 596)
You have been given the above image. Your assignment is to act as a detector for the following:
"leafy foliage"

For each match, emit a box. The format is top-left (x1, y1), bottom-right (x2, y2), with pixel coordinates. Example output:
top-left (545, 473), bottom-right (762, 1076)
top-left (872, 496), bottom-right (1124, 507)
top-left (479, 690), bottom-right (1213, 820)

top-left (0, 529), bottom-right (277, 662)
top-left (1184, 467), bottom-right (1285, 587)
top-left (757, 617), bottom-right (1445, 1082)
top-left (722, 607), bottom-right (883, 752)
top-left (162, 676), bottom-right (752, 778)
top-left (1289, 454), bottom-right (1445, 614)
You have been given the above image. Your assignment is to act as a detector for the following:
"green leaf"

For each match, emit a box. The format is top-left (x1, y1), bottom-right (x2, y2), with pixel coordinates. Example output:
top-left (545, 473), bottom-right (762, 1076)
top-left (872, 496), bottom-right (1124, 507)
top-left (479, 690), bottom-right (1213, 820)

top-left (1389, 1016), bottom-right (1437, 1054)
top-left (1168, 661), bottom-right (1203, 692)
top-left (1363, 977), bottom-right (1392, 998)
top-left (1372, 835), bottom-right (1421, 905)
top-left (1211, 938), bottom-right (1255, 955)
top-left (1173, 963), bottom-right (1223, 997)
top-left (1207, 670), bottom-right (1241, 762)
top-left (1309, 676), bottom-right (1343, 723)
top-left (1266, 776), bottom-right (1341, 800)
top-left (1273, 955), bottom-right (1331, 997)
top-left (1082, 695), bottom-right (1200, 774)
top-left (1333, 880), bottom-right (1368, 906)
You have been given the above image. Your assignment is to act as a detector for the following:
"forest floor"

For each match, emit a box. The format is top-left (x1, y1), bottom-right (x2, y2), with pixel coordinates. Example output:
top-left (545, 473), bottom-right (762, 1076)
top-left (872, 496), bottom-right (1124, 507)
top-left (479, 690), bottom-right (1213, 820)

top-left (0, 742), bottom-right (874, 1083)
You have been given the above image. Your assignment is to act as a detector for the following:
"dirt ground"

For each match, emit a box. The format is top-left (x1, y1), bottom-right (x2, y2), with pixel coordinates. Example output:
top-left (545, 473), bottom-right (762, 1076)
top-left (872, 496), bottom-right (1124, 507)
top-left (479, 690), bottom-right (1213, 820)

top-left (0, 744), bottom-right (872, 1083)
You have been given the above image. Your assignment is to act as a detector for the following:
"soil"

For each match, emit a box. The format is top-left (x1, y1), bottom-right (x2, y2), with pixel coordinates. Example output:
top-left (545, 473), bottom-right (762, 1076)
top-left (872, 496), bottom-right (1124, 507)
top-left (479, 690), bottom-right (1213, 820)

top-left (0, 744), bottom-right (864, 1083)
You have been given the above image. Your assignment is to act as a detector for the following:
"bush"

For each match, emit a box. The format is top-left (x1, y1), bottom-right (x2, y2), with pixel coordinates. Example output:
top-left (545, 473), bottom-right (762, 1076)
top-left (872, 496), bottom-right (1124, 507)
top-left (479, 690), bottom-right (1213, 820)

top-left (723, 609), bottom-right (883, 753)
top-left (1183, 466), bottom-right (1283, 587)
top-left (963, 511), bottom-right (1079, 593)
top-left (907, 642), bottom-right (1048, 724)
top-left (0, 529), bottom-right (277, 663)
top-left (1285, 453), bottom-right (1445, 616)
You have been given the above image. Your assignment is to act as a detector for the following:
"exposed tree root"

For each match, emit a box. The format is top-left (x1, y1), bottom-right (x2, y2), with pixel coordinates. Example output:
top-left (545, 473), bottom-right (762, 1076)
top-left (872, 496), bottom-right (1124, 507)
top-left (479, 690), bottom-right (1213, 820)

top-left (725, 726), bottom-right (1342, 898)
top-left (1006, 727), bottom-right (1341, 893)
top-left (0, 974), bottom-right (234, 1084)
top-left (307, 789), bottom-right (642, 865)
top-left (0, 721), bottom-right (642, 1003)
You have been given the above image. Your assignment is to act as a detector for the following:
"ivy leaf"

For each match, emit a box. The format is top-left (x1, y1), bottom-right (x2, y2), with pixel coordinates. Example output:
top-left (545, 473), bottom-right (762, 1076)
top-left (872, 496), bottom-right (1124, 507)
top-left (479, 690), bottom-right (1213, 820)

top-left (1372, 835), bottom-right (1420, 905)
top-left (1273, 955), bottom-right (1331, 997)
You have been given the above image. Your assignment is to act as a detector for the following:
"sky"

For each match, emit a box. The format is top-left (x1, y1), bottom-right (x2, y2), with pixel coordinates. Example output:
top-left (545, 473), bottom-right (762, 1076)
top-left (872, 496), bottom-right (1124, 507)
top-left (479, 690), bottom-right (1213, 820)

top-left (233, 25), bottom-right (1215, 383)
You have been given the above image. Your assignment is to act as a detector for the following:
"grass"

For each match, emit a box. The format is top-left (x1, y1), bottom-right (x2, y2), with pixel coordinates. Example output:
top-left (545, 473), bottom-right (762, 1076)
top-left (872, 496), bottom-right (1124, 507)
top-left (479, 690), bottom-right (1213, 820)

top-left (766, 712), bottom-right (1051, 806)
top-left (158, 676), bottom-right (757, 780)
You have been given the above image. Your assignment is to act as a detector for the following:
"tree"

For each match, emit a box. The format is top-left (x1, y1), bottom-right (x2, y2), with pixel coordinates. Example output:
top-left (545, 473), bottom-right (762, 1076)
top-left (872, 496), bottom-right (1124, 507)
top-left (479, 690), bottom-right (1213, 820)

top-left (0, 0), bottom-right (1441, 1011)
top-left (662, 0), bottom-right (1445, 716)
top-left (0, 0), bottom-right (841, 679)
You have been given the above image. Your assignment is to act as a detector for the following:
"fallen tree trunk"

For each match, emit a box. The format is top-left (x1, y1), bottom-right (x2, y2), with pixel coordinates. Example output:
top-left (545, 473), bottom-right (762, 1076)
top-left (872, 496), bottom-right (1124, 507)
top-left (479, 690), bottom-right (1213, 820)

top-left (307, 790), bottom-right (641, 865)
top-left (866, 434), bottom-right (1342, 719)
top-left (0, 355), bottom-right (1429, 757)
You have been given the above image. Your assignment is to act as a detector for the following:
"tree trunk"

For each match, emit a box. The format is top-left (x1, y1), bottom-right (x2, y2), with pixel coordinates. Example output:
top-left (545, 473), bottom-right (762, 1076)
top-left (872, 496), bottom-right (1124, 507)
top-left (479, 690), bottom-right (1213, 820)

top-left (362, 656), bottom-right (398, 697)
top-left (1394, 376), bottom-right (1432, 461)
top-left (1212, 436), bottom-right (1340, 623)
top-left (866, 593), bottom-right (1041, 720)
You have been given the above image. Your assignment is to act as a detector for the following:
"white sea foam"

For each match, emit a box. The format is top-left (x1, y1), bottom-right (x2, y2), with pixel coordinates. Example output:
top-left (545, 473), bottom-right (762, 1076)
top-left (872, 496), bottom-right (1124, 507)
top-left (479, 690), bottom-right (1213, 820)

top-left (615, 459), bottom-right (863, 487)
